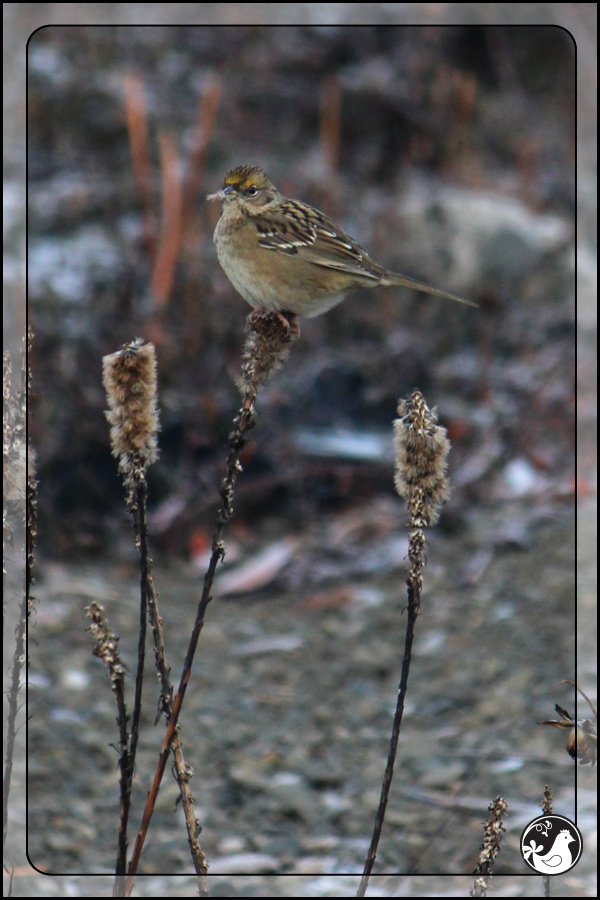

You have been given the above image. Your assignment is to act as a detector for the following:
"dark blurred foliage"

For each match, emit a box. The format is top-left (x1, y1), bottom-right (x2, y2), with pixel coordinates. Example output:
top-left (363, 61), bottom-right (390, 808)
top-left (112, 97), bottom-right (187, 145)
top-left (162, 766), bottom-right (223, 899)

top-left (27, 24), bottom-right (575, 555)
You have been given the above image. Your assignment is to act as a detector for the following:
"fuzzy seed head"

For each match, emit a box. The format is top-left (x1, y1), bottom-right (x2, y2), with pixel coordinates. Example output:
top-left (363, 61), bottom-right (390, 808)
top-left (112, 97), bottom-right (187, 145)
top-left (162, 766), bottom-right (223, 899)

top-left (102, 339), bottom-right (160, 506)
top-left (237, 312), bottom-right (294, 407)
top-left (393, 390), bottom-right (450, 527)
top-left (471, 796), bottom-right (508, 896)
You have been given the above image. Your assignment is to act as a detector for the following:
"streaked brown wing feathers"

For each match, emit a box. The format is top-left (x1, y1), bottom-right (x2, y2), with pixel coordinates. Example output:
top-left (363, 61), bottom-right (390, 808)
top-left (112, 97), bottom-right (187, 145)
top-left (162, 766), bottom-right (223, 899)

top-left (255, 202), bottom-right (379, 279)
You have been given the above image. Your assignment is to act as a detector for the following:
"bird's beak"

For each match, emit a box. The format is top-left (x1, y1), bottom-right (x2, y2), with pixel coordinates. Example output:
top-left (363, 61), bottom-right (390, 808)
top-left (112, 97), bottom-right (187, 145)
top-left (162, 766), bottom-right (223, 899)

top-left (206, 185), bottom-right (235, 201)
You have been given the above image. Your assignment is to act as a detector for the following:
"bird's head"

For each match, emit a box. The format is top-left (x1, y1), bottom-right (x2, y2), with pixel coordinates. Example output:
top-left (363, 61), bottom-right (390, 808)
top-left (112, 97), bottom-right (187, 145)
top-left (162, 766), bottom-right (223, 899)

top-left (207, 165), bottom-right (281, 213)
top-left (559, 830), bottom-right (575, 843)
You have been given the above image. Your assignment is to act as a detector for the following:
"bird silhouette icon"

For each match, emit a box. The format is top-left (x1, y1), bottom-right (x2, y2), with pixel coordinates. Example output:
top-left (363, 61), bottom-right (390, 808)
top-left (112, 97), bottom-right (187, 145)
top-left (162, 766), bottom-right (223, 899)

top-left (523, 829), bottom-right (575, 874)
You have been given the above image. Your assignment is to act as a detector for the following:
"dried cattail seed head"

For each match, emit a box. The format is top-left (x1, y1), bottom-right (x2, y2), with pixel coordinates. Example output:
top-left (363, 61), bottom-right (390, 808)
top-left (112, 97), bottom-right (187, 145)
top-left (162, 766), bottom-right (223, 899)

top-left (102, 339), bottom-right (160, 507)
top-left (393, 390), bottom-right (450, 527)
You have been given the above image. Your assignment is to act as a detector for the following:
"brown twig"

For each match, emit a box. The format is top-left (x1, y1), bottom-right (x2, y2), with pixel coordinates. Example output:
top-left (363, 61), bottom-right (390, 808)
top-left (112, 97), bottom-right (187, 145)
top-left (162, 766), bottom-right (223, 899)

top-left (541, 786), bottom-right (553, 897)
top-left (358, 391), bottom-right (450, 895)
top-left (2, 584), bottom-right (28, 858)
top-left (145, 568), bottom-right (210, 892)
top-left (86, 604), bottom-right (130, 881)
top-left (21, 342), bottom-right (37, 613)
top-left (122, 482), bottom-right (150, 870)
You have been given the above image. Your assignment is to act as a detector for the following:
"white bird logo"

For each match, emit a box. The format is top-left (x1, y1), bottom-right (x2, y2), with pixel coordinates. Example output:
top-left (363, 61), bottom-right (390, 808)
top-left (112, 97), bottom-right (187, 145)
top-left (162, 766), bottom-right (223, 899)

top-left (523, 829), bottom-right (575, 874)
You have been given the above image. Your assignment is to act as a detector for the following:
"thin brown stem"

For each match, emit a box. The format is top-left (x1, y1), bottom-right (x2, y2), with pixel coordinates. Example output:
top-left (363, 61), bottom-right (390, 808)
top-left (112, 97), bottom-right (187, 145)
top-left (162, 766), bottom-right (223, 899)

top-left (86, 604), bottom-right (129, 886)
top-left (114, 481), bottom-right (150, 882)
top-left (358, 391), bottom-right (450, 896)
top-left (144, 557), bottom-right (210, 887)
top-left (3, 592), bottom-right (27, 856)
top-left (3, 338), bottom-right (30, 857)
top-left (357, 581), bottom-right (419, 895)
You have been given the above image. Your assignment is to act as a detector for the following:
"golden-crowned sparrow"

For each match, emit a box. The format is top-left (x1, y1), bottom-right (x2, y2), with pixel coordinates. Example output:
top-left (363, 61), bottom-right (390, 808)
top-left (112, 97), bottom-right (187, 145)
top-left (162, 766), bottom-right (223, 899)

top-left (208, 165), bottom-right (476, 319)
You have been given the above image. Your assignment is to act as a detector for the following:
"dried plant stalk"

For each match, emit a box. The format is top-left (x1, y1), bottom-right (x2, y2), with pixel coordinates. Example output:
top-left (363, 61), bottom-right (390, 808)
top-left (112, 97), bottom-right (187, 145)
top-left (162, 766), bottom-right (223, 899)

top-left (470, 797), bottom-right (508, 897)
top-left (125, 312), bottom-right (295, 895)
top-left (86, 602), bottom-right (131, 879)
top-left (541, 784), bottom-right (553, 816)
top-left (25, 330), bottom-right (35, 608)
top-left (3, 334), bottom-right (30, 857)
top-left (3, 347), bottom-right (27, 567)
top-left (103, 340), bottom-right (209, 893)
top-left (541, 787), bottom-right (553, 897)
top-left (102, 340), bottom-right (161, 882)
top-left (358, 390), bottom-right (450, 896)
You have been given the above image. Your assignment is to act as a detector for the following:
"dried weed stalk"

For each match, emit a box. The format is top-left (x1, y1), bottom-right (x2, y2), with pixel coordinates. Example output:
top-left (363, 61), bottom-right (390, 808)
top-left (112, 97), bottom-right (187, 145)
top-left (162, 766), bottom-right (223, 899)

top-left (541, 786), bottom-right (553, 897)
top-left (359, 390), bottom-right (450, 895)
top-left (470, 796), bottom-right (508, 897)
top-left (86, 602), bottom-right (130, 883)
top-left (102, 340), bottom-right (160, 880)
top-left (125, 312), bottom-right (295, 895)
top-left (3, 334), bottom-right (31, 857)
top-left (103, 340), bottom-right (208, 894)
top-left (25, 328), bottom-right (37, 610)
top-left (3, 345), bottom-right (26, 569)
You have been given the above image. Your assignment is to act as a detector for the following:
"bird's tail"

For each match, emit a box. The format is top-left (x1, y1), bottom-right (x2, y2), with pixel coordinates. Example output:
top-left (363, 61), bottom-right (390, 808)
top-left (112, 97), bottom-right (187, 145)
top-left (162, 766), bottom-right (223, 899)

top-left (381, 272), bottom-right (478, 307)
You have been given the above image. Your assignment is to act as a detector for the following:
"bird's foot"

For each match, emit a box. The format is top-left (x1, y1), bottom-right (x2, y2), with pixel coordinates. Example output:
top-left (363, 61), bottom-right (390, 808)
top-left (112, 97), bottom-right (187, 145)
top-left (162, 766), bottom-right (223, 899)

top-left (279, 311), bottom-right (300, 343)
top-left (247, 309), bottom-right (300, 343)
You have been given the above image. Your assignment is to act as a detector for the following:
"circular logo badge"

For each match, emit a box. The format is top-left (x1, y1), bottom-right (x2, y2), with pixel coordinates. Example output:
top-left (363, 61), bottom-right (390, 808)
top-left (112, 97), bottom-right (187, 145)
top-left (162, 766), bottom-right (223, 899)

top-left (521, 814), bottom-right (583, 875)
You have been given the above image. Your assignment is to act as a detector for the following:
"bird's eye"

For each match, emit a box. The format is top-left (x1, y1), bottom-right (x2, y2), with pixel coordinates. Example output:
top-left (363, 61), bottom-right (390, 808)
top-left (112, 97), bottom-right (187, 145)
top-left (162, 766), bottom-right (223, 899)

top-left (246, 186), bottom-right (258, 196)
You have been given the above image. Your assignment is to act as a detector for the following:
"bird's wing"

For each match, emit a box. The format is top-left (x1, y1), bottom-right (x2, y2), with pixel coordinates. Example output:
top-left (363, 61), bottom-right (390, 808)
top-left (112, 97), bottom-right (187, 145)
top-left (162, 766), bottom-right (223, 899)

top-left (536, 853), bottom-right (563, 869)
top-left (254, 201), bottom-right (478, 307)
top-left (254, 202), bottom-right (381, 280)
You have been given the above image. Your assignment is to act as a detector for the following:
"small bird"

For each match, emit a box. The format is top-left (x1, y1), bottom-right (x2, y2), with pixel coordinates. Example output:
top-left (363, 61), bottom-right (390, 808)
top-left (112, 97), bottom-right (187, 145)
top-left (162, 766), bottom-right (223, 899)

top-left (208, 165), bottom-right (476, 324)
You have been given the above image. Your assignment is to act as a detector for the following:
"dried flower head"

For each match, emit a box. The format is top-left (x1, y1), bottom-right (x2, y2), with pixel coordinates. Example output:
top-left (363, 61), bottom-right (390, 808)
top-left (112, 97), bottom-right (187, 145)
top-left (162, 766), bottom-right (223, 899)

top-left (86, 602), bottom-right (126, 687)
top-left (470, 797), bottom-right (508, 896)
top-left (393, 390), bottom-right (450, 527)
top-left (102, 339), bottom-right (160, 506)
top-left (237, 311), bottom-right (296, 410)
top-left (393, 390), bottom-right (450, 607)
